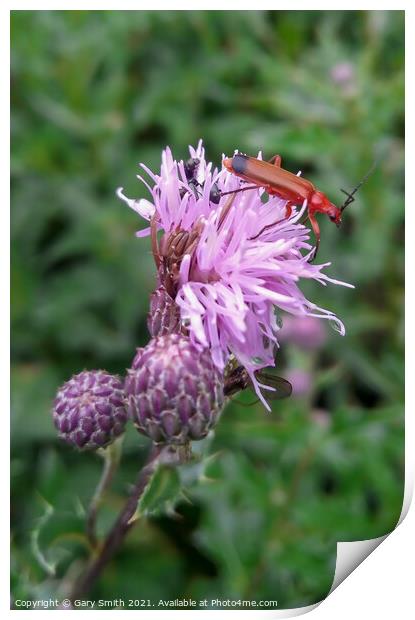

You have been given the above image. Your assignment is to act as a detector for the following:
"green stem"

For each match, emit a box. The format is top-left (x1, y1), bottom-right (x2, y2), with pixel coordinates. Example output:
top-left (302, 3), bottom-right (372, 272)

top-left (70, 442), bottom-right (191, 602)
top-left (86, 438), bottom-right (122, 550)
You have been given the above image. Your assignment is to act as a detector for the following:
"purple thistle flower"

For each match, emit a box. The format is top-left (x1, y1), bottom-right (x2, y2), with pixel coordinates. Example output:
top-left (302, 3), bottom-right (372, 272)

top-left (53, 370), bottom-right (127, 450)
top-left (285, 368), bottom-right (312, 397)
top-left (278, 315), bottom-right (327, 350)
top-left (330, 61), bottom-right (355, 84)
top-left (118, 141), bottom-right (353, 409)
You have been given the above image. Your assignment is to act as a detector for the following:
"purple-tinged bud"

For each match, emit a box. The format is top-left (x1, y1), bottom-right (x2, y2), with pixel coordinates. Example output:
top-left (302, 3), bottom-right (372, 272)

top-left (279, 316), bottom-right (327, 350)
top-left (311, 408), bottom-right (331, 429)
top-left (329, 62), bottom-right (357, 97)
top-left (148, 286), bottom-right (181, 337)
top-left (330, 62), bottom-right (355, 84)
top-left (285, 369), bottom-right (312, 397)
top-left (52, 370), bottom-right (127, 450)
top-left (125, 334), bottom-right (224, 444)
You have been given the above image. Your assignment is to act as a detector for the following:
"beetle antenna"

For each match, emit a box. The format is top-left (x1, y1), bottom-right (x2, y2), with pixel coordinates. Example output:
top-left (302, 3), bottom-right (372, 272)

top-left (340, 160), bottom-right (377, 212)
top-left (220, 185), bottom-right (259, 197)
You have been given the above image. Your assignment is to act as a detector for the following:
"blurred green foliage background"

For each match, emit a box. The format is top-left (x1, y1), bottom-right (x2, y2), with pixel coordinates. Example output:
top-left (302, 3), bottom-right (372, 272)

top-left (11, 10), bottom-right (404, 610)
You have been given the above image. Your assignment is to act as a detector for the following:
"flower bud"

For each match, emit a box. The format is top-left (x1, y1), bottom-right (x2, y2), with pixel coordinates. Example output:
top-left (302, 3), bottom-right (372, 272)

top-left (279, 316), bottom-right (327, 350)
top-left (330, 62), bottom-right (355, 84)
top-left (147, 286), bottom-right (181, 337)
top-left (53, 370), bottom-right (127, 450)
top-left (125, 334), bottom-right (224, 444)
top-left (285, 368), bottom-right (312, 397)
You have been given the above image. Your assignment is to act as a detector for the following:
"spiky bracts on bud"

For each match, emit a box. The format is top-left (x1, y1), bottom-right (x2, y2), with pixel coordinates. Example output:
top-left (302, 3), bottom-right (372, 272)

top-left (148, 286), bottom-right (181, 337)
top-left (125, 333), bottom-right (224, 444)
top-left (53, 371), bottom-right (127, 450)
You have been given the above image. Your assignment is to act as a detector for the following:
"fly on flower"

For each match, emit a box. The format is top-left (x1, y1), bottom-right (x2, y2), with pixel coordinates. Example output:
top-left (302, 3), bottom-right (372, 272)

top-left (117, 140), bottom-right (353, 410)
top-left (180, 156), bottom-right (221, 204)
top-left (224, 363), bottom-right (292, 401)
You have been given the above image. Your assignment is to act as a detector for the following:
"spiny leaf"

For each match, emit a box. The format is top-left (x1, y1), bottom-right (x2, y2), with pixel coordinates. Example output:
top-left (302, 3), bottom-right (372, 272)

top-left (135, 465), bottom-right (182, 518)
top-left (30, 497), bottom-right (56, 577)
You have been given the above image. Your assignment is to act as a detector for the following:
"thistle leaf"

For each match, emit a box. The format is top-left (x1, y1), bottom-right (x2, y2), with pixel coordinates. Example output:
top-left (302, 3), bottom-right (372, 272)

top-left (135, 465), bottom-right (182, 518)
top-left (30, 497), bottom-right (56, 577)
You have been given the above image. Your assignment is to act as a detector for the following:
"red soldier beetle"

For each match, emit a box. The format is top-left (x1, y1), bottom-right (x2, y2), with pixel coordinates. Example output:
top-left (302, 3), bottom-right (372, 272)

top-left (222, 153), bottom-right (376, 260)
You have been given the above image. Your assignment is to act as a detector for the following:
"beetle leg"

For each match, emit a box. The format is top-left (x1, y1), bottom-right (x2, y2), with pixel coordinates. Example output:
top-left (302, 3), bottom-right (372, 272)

top-left (249, 217), bottom-right (284, 240)
top-left (266, 190), bottom-right (293, 219)
top-left (249, 202), bottom-right (293, 241)
top-left (307, 211), bottom-right (320, 262)
top-left (268, 154), bottom-right (282, 167)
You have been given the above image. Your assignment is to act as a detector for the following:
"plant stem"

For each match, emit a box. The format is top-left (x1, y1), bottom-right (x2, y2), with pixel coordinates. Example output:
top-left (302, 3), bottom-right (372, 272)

top-left (69, 442), bottom-right (190, 602)
top-left (86, 439), bottom-right (122, 550)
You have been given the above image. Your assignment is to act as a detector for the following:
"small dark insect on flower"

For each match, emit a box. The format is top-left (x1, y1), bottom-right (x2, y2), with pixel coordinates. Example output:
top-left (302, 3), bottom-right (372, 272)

top-left (208, 182), bottom-right (221, 204)
top-left (179, 178), bottom-right (200, 201)
top-left (181, 157), bottom-right (221, 204)
top-left (183, 157), bottom-right (200, 181)
top-left (180, 158), bottom-right (202, 201)
top-left (225, 363), bottom-right (292, 401)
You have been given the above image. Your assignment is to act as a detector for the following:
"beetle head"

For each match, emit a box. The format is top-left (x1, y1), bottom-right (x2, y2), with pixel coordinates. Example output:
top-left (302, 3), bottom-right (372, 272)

top-left (310, 192), bottom-right (342, 227)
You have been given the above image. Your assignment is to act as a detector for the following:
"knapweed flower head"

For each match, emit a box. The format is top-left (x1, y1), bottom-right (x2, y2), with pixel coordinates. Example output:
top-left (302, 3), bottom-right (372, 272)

top-left (53, 370), bottom-right (127, 450)
top-left (118, 141), bottom-right (352, 409)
